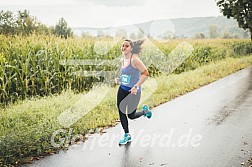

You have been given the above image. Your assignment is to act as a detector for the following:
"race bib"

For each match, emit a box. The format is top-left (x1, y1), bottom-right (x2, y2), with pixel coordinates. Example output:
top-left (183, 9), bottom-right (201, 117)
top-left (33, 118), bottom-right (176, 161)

top-left (120, 74), bottom-right (131, 85)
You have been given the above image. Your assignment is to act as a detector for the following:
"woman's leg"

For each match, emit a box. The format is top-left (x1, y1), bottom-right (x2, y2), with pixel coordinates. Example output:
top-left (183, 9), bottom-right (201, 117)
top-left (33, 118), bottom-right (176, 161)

top-left (117, 87), bottom-right (130, 133)
top-left (127, 92), bottom-right (144, 119)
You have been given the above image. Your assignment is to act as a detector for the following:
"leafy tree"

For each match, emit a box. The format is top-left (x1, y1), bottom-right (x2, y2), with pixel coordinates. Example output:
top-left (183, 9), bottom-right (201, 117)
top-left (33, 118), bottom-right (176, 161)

top-left (0, 10), bottom-right (16, 35)
top-left (53, 18), bottom-right (73, 39)
top-left (0, 10), bottom-right (51, 36)
top-left (158, 31), bottom-right (173, 40)
top-left (16, 10), bottom-right (38, 35)
top-left (195, 33), bottom-right (206, 39)
top-left (36, 23), bottom-right (52, 35)
top-left (209, 25), bottom-right (218, 38)
top-left (223, 31), bottom-right (232, 38)
top-left (216, 0), bottom-right (252, 41)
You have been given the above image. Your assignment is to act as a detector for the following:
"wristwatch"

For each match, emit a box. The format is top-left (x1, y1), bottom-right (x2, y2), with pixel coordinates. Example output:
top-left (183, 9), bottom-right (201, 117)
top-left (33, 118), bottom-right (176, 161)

top-left (134, 85), bottom-right (139, 90)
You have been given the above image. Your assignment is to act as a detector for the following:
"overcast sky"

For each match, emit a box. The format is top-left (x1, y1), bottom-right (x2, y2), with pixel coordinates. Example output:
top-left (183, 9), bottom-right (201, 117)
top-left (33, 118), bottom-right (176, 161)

top-left (0, 0), bottom-right (221, 28)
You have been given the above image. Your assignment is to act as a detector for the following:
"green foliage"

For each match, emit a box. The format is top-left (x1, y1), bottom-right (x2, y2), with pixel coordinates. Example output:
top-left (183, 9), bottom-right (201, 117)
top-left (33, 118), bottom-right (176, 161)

top-left (0, 35), bottom-right (122, 105)
top-left (195, 33), bottom-right (206, 39)
top-left (16, 10), bottom-right (37, 35)
top-left (216, 0), bottom-right (252, 40)
top-left (0, 10), bottom-right (51, 36)
top-left (0, 10), bottom-right (73, 38)
top-left (1, 37), bottom-right (252, 105)
top-left (52, 18), bottom-right (73, 39)
top-left (0, 11), bottom-right (16, 35)
top-left (232, 42), bottom-right (252, 55)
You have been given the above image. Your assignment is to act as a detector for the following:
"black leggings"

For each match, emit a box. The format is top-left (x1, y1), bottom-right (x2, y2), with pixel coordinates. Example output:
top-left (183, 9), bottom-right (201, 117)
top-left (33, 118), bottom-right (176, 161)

top-left (117, 86), bottom-right (144, 133)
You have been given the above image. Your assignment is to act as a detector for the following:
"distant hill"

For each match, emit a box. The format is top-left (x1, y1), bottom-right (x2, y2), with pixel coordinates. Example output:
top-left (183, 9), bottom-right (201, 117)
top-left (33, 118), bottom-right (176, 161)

top-left (72, 16), bottom-right (249, 39)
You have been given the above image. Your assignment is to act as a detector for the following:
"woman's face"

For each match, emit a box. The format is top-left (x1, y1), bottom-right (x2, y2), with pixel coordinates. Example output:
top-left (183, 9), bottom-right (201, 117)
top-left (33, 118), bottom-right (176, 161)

top-left (121, 41), bottom-right (132, 55)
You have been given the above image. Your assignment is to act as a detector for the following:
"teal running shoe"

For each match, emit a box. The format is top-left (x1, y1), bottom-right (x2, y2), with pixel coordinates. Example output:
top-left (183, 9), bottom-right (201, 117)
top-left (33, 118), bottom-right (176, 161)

top-left (119, 133), bottom-right (132, 145)
top-left (142, 104), bottom-right (152, 119)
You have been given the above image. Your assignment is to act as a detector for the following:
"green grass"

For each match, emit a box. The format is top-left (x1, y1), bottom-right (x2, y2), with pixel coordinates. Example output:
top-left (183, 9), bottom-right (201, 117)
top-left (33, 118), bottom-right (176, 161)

top-left (1, 55), bottom-right (252, 166)
top-left (148, 55), bottom-right (252, 108)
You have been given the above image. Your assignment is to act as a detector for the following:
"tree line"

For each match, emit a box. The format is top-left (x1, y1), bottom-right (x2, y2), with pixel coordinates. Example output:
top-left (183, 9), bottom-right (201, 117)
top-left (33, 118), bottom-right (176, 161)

top-left (1, 0), bottom-right (251, 41)
top-left (0, 10), bottom-right (73, 38)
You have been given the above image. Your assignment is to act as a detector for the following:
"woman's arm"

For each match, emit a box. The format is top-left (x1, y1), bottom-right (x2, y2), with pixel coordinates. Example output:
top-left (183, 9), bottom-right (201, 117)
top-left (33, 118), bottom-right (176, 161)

top-left (115, 58), bottom-right (124, 84)
top-left (130, 56), bottom-right (149, 94)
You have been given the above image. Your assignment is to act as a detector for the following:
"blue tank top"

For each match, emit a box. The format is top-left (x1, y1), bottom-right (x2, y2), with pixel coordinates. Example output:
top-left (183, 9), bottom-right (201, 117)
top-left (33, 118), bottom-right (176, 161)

top-left (120, 55), bottom-right (141, 92)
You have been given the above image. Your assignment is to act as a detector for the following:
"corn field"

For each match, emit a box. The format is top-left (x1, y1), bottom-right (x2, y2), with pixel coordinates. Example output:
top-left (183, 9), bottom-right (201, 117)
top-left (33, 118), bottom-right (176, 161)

top-left (0, 35), bottom-right (122, 105)
top-left (0, 35), bottom-right (252, 105)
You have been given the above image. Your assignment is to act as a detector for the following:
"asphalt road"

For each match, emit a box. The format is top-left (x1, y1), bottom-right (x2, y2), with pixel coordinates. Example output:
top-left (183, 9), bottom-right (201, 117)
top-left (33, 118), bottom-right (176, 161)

top-left (24, 66), bottom-right (252, 167)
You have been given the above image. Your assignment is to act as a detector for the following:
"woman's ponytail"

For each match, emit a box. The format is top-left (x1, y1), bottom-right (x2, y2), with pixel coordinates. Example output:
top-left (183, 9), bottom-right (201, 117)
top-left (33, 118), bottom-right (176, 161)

top-left (124, 39), bottom-right (145, 54)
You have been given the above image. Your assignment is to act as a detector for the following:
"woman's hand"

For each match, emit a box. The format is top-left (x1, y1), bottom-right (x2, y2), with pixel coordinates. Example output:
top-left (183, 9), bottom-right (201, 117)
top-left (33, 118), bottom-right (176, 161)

top-left (130, 87), bottom-right (137, 95)
top-left (115, 78), bottom-right (121, 85)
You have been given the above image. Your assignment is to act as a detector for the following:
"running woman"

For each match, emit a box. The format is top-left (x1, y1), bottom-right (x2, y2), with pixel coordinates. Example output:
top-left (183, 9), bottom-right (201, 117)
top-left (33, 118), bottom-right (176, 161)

top-left (115, 39), bottom-right (152, 145)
